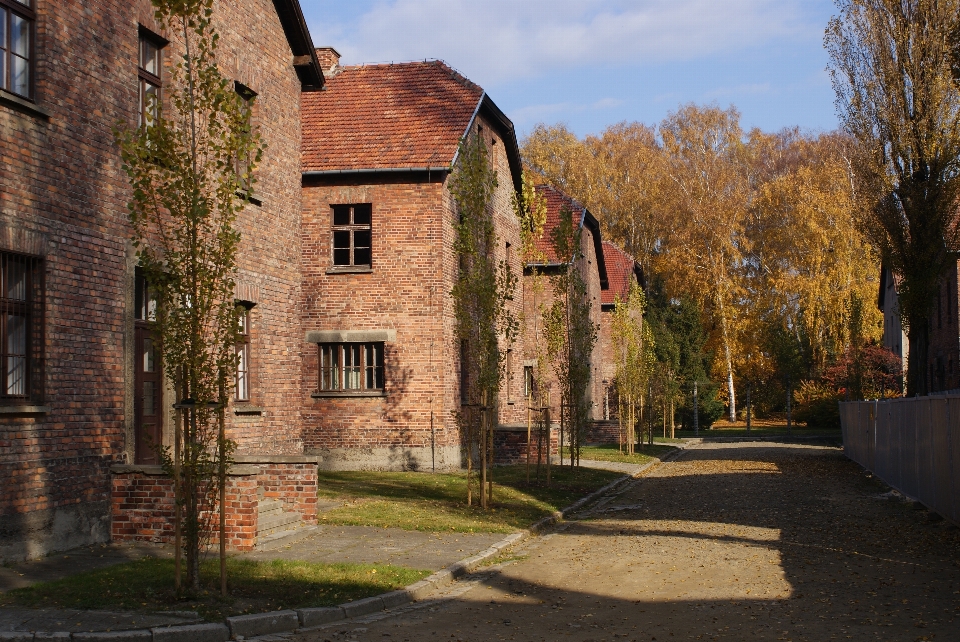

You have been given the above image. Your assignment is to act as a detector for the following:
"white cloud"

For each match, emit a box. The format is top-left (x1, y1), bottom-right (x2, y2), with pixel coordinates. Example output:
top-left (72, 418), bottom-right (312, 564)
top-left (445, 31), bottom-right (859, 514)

top-left (308, 0), bottom-right (820, 86)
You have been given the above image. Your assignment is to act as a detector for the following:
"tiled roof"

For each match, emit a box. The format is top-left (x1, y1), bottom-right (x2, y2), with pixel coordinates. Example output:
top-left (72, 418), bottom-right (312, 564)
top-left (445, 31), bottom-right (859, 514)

top-left (533, 184), bottom-right (586, 264)
top-left (301, 61), bottom-right (484, 172)
top-left (601, 241), bottom-right (639, 306)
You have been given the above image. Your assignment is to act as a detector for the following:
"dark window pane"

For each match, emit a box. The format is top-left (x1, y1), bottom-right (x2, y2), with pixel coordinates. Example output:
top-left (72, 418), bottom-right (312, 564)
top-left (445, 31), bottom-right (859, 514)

top-left (353, 230), bottom-right (371, 248)
top-left (332, 205), bottom-right (351, 226)
top-left (333, 249), bottom-right (350, 266)
top-left (333, 230), bottom-right (350, 249)
top-left (353, 203), bottom-right (372, 226)
top-left (353, 247), bottom-right (371, 266)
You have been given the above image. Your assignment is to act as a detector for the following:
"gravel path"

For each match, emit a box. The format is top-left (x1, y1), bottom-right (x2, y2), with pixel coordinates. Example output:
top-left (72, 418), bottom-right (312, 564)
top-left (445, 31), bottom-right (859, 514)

top-left (297, 441), bottom-right (960, 641)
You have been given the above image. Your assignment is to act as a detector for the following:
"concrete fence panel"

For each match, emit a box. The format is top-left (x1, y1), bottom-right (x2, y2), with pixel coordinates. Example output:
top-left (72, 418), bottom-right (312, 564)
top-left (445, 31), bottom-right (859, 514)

top-left (841, 395), bottom-right (959, 526)
top-left (901, 400), bottom-right (920, 500)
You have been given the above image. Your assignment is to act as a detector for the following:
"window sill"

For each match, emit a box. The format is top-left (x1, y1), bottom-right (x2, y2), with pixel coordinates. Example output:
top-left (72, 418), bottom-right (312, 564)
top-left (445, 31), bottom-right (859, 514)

top-left (236, 191), bottom-right (262, 207)
top-left (233, 404), bottom-right (263, 415)
top-left (326, 266), bottom-right (373, 275)
top-left (0, 89), bottom-right (51, 120)
top-left (0, 405), bottom-right (50, 415)
top-left (312, 391), bottom-right (385, 398)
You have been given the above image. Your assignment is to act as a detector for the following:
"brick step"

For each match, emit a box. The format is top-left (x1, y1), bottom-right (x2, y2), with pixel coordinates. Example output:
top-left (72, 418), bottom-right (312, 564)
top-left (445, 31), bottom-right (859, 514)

top-left (257, 510), bottom-right (302, 539)
top-left (257, 499), bottom-right (284, 517)
top-left (256, 524), bottom-right (318, 551)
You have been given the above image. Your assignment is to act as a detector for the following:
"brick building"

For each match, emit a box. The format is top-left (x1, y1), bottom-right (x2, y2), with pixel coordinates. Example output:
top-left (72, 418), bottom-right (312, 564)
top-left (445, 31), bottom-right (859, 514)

top-left (597, 241), bottom-right (644, 422)
top-left (299, 56), bottom-right (528, 471)
top-left (1, 0), bottom-right (323, 562)
top-left (523, 185), bottom-right (609, 427)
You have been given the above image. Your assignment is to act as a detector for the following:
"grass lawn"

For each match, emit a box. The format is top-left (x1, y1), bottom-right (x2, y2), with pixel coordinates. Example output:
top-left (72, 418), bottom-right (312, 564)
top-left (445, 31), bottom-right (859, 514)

top-left (0, 557), bottom-right (430, 621)
top-left (316, 464), bottom-right (624, 534)
top-left (570, 443), bottom-right (678, 465)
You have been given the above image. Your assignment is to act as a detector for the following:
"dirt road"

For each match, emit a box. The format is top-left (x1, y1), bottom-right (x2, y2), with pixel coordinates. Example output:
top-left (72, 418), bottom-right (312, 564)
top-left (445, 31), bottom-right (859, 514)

top-left (298, 442), bottom-right (960, 641)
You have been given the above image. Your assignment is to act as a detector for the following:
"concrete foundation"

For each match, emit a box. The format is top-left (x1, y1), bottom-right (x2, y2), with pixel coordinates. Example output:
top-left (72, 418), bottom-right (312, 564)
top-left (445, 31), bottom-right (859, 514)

top-left (308, 445), bottom-right (462, 472)
top-left (0, 501), bottom-right (111, 563)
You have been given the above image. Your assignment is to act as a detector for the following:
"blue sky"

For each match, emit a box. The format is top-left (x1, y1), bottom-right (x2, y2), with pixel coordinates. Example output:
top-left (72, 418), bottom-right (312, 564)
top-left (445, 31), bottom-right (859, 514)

top-left (301, 0), bottom-right (840, 140)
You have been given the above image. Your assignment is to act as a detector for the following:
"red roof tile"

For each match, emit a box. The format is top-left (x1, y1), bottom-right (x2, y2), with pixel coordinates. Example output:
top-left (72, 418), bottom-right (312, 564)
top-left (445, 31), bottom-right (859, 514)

top-left (533, 184), bottom-right (586, 264)
top-left (601, 241), bottom-right (639, 306)
top-left (301, 61), bottom-right (484, 172)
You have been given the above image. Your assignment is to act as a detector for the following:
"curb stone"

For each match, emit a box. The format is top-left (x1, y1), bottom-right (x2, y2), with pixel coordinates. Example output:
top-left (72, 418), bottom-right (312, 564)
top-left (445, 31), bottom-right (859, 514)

top-left (6, 446), bottom-right (685, 639)
top-left (152, 623), bottom-right (229, 642)
top-left (225, 611), bottom-right (298, 639)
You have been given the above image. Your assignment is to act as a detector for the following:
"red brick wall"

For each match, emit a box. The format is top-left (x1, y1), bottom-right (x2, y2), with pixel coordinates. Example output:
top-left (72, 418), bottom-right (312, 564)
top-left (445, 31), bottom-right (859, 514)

top-left (299, 114), bottom-right (523, 470)
top-left (257, 462), bottom-right (318, 524)
top-left (110, 461), bottom-right (315, 551)
top-left (1, 0), bottom-right (309, 561)
top-left (493, 426), bottom-right (558, 465)
top-left (111, 470), bottom-right (259, 551)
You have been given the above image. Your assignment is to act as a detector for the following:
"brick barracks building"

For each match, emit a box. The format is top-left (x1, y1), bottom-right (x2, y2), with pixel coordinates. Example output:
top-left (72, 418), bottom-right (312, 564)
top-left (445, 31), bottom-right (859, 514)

top-left (1, 3), bottom-right (631, 560)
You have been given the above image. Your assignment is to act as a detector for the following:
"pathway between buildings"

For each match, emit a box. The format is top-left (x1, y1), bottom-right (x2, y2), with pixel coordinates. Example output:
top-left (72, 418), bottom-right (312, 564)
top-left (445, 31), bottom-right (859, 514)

top-left (296, 442), bottom-right (960, 641)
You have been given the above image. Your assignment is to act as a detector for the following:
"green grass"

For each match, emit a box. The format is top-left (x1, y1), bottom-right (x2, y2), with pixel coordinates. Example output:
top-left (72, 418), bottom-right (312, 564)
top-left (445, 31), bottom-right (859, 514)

top-left (0, 557), bottom-right (429, 621)
top-left (570, 443), bottom-right (678, 464)
top-left (316, 464), bottom-right (623, 534)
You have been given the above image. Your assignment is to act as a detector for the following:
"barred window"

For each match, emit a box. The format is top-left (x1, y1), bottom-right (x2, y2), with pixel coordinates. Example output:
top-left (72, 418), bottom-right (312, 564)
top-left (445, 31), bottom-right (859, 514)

top-left (0, 251), bottom-right (42, 404)
top-left (0, 0), bottom-right (34, 99)
top-left (318, 342), bottom-right (383, 392)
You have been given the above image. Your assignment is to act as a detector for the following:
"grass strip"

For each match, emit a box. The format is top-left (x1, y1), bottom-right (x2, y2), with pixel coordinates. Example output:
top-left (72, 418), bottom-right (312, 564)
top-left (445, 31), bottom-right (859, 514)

top-left (0, 557), bottom-right (429, 621)
top-left (317, 464), bottom-right (625, 534)
top-left (571, 443), bottom-right (677, 465)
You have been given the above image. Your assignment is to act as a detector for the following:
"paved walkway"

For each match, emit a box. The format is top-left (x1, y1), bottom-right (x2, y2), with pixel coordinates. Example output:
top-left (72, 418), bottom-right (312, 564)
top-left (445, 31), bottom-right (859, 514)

top-left (297, 442), bottom-right (960, 641)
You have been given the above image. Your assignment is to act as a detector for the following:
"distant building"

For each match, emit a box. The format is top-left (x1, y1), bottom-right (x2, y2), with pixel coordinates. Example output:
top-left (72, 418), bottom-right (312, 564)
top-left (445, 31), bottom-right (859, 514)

top-left (299, 56), bottom-right (526, 470)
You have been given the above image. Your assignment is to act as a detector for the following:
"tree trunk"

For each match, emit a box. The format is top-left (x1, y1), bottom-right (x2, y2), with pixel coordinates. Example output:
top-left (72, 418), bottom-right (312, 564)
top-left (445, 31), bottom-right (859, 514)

top-left (906, 319), bottom-right (930, 397)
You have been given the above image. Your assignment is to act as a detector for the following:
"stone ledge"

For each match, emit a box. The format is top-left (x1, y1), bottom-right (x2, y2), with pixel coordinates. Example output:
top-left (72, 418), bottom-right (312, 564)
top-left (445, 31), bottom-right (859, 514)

top-left (0, 405), bottom-right (50, 415)
top-left (110, 464), bottom-right (260, 476)
top-left (305, 329), bottom-right (396, 343)
top-left (0, 89), bottom-right (51, 119)
top-left (233, 454), bottom-right (320, 464)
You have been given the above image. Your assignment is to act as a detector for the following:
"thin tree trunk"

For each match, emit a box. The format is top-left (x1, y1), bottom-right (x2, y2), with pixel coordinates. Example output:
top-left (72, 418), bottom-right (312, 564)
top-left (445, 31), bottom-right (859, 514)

top-left (544, 402), bottom-right (551, 487)
top-left (174, 400), bottom-right (182, 593)
top-left (218, 384), bottom-right (226, 597)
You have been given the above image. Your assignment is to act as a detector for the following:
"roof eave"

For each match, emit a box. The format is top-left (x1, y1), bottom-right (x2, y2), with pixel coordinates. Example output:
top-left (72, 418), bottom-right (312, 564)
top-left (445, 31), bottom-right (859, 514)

top-left (272, 0), bottom-right (324, 91)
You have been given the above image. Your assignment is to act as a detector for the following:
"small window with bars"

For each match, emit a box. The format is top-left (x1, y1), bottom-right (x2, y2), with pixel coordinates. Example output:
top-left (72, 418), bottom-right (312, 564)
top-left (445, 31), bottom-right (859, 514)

top-left (0, 251), bottom-right (42, 404)
top-left (318, 342), bottom-right (384, 393)
top-left (331, 204), bottom-right (372, 268)
top-left (0, 0), bottom-right (35, 99)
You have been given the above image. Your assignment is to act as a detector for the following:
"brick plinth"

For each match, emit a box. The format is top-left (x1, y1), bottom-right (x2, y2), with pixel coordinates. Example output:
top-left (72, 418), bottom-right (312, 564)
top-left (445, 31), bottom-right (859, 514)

top-left (493, 425), bottom-right (558, 465)
top-left (110, 461), bottom-right (316, 551)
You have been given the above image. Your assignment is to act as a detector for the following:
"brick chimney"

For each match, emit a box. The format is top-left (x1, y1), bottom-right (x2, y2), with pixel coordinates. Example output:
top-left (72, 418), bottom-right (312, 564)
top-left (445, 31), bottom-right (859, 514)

top-left (315, 47), bottom-right (341, 76)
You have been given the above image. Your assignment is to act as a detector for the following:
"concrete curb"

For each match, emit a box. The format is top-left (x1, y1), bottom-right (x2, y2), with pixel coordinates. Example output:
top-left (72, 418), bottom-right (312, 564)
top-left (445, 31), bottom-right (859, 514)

top-left (7, 448), bottom-right (683, 640)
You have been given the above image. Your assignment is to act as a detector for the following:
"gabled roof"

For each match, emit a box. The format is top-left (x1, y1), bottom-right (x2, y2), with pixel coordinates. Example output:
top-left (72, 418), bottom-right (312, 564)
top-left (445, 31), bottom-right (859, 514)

top-left (272, 0), bottom-right (324, 90)
top-left (530, 184), bottom-right (608, 290)
top-left (601, 241), bottom-right (643, 308)
top-left (300, 60), bottom-right (522, 192)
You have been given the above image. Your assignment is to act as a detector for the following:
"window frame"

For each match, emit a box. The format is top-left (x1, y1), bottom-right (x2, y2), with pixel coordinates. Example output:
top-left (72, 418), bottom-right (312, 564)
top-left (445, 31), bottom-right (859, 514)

top-left (315, 341), bottom-right (385, 396)
top-left (330, 203), bottom-right (373, 270)
top-left (137, 28), bottom-right (165, 129)
top-left (235, 304), bottom-right (253, 402)
top-left (233, 81), bottom-right (260, 203)
top-left (0, 0), bottom-right (36, 100)
top-left (0, 250), bottom-right (43, 406)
